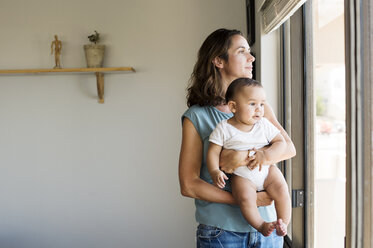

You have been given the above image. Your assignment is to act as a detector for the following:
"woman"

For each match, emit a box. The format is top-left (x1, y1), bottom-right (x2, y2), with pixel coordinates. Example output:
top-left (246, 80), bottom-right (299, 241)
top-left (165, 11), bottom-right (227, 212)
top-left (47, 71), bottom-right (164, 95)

top-left (179, 28), bottom-right (296, 247)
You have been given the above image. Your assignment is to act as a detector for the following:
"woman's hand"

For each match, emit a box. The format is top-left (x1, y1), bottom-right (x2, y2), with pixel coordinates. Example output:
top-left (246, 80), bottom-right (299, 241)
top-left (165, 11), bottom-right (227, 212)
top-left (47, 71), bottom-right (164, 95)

top-left (219, 149), bottom-right (249, 173)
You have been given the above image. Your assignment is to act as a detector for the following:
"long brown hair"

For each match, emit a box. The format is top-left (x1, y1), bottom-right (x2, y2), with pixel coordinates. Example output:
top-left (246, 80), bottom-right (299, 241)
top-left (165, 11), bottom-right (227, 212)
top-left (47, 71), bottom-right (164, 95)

top-left (186, 28), bottom-right (243, 107)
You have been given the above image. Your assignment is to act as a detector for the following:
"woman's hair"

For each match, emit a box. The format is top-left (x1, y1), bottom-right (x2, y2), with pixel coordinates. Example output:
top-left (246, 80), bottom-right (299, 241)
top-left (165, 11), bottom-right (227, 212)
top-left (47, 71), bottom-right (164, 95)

top-left (225, 77), bottom-right (262, 102)
top-left (186, 28), bottom-right (243, 107)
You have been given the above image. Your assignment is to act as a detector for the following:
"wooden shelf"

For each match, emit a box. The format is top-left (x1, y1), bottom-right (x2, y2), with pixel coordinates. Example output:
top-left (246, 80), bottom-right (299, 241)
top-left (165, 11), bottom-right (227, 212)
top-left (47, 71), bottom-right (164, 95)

top-left (0, 67), bottom-right (135, 103)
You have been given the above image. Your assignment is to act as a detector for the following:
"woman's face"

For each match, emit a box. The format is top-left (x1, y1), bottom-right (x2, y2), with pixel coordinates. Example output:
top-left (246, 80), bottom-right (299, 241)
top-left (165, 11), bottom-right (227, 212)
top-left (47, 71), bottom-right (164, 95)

top-left (220, 35), bottom-right (255, 82)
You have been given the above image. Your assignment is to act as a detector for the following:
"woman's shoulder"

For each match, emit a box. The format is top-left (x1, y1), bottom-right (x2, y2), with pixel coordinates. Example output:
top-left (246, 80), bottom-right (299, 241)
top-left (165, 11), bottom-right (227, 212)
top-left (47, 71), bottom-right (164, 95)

top-left (182, 105), bottom-right (212, 119)
top-left (186, 104), bottom-right (211, 113)
top-left (182, 105), bottom-right (221, 130)
top-left (181, 105), bottom-right (231, 132)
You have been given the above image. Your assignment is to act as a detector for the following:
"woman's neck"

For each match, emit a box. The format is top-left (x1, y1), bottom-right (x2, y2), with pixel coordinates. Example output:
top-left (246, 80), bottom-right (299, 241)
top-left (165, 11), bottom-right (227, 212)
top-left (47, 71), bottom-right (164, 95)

top-left (221, 78), bottom-right (232, 95)
top-left (215, 75), bottom-right (237, 114)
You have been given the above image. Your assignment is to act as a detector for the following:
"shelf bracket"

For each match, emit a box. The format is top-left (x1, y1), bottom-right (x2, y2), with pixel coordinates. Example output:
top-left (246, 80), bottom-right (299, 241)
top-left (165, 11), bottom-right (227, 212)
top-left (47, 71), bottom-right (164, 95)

top-left (96, 72), bottom-right (104, 103)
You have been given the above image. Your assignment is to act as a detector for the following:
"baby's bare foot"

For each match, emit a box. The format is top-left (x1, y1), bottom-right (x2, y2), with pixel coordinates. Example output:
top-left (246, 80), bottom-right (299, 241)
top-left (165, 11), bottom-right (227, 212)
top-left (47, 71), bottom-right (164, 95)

top-left (258, 222), bottom-right (276, 237)
top-left (275, 219), bottom-right (287, 236)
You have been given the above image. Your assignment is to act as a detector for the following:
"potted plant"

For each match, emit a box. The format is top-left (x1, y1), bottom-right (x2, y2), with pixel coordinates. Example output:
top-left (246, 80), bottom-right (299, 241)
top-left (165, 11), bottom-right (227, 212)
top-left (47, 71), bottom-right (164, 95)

top-left (84, 31), bottom-right (105, 68)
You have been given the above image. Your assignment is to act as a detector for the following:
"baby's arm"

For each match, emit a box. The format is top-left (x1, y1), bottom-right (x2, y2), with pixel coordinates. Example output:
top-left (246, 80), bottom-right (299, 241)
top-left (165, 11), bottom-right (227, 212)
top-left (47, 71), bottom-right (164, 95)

top-left (207, 143), bottom-right (228, 188)
top-left (248, 133), bottom-right (287, 170)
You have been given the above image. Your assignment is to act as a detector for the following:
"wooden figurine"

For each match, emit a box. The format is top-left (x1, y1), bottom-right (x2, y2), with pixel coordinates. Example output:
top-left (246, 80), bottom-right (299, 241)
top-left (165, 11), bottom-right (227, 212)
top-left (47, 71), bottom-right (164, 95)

top-left (51, 35), bottom-right (62, 69)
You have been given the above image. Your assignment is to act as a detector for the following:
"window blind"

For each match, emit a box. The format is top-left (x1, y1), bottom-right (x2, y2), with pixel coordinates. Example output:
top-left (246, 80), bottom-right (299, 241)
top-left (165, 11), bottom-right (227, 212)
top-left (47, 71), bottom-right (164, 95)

top-left (259, 0), bottom-right (308, 34)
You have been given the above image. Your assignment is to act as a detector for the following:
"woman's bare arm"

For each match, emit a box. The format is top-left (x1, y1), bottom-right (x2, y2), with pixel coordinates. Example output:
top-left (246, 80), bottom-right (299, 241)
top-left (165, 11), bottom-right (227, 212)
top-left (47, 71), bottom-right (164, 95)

top-left (179, 118), bottom-right (272, 206)
top-left (179, 118), bottom-right (235, 204)
top-left (219, 149), bottom-right (249, 174)
top-left (263, 103), bottom-right (296, 163)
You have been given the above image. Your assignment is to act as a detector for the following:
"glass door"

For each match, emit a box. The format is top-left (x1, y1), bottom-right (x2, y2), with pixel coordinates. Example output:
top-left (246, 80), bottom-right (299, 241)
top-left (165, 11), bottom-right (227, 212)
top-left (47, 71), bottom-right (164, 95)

top-left (312, 0), bottom-right (346, 247)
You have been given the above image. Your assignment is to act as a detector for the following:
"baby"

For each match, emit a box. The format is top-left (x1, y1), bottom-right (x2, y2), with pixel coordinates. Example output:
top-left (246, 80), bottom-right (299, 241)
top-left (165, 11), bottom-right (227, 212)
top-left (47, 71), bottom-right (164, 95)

top-left (207, 78), bottom-right (291, 237)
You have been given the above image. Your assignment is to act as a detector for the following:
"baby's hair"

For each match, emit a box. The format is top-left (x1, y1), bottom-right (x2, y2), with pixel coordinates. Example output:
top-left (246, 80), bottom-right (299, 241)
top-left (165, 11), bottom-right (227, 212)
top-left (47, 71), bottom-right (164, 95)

top-left (225, 78), bottom-right (262, 102)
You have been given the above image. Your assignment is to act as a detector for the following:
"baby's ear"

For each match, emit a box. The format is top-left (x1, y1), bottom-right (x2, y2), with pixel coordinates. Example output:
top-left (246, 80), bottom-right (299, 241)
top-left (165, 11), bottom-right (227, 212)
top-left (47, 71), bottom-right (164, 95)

top-left (227, 100), bottom-right (236, 113)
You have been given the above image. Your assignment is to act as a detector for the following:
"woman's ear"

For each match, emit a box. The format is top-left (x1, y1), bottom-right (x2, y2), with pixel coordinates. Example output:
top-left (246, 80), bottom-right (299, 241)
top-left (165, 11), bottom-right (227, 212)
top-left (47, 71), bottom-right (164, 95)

top-left (212, 56), bottom-right (224, 69)
top-left (227, 100), bottom-right (236, 113)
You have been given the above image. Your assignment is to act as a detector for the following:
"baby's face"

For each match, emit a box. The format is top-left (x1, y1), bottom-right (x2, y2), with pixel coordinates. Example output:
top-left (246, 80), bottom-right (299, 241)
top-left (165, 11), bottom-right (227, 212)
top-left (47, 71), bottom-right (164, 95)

top-left (233, 86), bottom-right (266, 125)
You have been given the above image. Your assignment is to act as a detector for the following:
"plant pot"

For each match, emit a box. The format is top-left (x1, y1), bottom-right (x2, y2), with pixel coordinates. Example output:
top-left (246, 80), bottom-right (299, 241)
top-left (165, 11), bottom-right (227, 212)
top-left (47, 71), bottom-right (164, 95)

top-left (84, 44), bottom-right (105, 68)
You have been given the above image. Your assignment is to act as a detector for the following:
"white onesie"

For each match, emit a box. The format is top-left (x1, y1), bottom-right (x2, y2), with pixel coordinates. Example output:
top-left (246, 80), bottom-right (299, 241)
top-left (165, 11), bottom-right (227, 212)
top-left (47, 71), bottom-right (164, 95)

top-left (209, 118), bottom-right (280, 191)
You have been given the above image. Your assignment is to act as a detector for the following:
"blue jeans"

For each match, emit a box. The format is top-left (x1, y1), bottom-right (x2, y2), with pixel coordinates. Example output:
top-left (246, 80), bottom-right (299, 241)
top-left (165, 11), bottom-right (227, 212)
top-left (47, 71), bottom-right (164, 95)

top-left (196, 224), bottom-right (283, 248)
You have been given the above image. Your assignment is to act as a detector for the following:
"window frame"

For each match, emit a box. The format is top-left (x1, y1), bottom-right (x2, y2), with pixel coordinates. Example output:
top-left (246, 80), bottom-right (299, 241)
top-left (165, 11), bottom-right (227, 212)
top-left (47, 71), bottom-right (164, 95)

top-left (345, 0), bottom-right (373, 247)
top-left (279, 4), bottom-right (313, 246)
top-left (278, 0), bottom-right (373, 247)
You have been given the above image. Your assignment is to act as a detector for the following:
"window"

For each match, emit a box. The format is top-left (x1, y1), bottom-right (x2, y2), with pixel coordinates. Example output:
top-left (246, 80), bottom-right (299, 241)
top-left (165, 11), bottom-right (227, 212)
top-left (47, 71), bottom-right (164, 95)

top-left (275, 0), bottom-right (373, 246)
top-left (312, 0), bottom-right (346, 246)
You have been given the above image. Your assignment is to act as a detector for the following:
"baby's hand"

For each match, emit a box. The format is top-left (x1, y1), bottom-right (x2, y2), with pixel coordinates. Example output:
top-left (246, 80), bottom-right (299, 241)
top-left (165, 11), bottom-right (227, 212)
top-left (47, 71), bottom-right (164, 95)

top-left (247, 150), bottom-right (267, 171)
top-left (210, 170), bottom-right (228, 188)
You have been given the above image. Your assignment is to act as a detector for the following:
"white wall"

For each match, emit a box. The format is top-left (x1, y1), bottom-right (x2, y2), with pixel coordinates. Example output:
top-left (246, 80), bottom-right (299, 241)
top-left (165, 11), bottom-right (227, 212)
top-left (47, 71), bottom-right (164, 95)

top-left (0, 0), bottom-right (247, 247)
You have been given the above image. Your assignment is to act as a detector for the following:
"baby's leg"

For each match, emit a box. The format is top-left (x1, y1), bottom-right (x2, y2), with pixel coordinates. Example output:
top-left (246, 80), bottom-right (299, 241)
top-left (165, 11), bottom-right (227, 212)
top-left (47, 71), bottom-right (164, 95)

top-left (231, 175), bottom-right (275, 237)
top-left (263, 166), bottom-right (291, 236)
